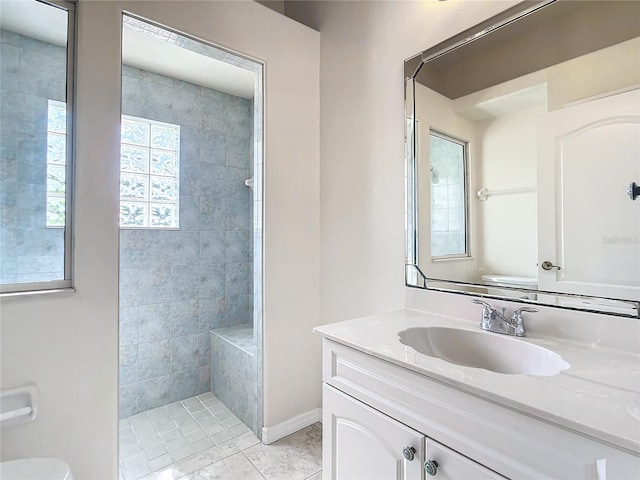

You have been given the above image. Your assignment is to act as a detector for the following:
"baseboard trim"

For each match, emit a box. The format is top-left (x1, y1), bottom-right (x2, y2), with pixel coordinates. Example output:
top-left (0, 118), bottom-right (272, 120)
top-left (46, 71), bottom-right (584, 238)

top-left (261, 407), bottom-right (322, 444)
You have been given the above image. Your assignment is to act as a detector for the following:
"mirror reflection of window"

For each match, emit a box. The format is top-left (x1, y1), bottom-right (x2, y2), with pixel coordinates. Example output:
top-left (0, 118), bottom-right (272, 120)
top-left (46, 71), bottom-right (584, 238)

top-left (0, 0), bottom-right (74, 293)
top-left (429, 131), bottom-right (468, 258)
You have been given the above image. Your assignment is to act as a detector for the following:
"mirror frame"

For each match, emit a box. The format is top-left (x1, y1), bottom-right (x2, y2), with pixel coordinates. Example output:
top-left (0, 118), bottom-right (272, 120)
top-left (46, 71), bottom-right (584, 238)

top-left (404, 0), bottom-right (640, 318)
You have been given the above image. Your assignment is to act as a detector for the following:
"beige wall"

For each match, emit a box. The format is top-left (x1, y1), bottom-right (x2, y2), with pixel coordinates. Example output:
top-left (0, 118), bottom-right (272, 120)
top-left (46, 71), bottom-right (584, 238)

top-left (284, 0), bottom-right (519, 325)
top-left (0, 0), bottom-right (319, 476)
top-left (258, 0), bottom-right (285, 15)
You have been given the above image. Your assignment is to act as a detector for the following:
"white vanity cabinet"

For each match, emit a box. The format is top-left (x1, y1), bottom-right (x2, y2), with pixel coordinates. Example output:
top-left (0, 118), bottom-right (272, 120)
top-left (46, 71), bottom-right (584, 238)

top-left (324, 384), bottom-right (504, 479)
top-left (321, 338), bottom-right (640, 480)
top-left (323, 384), bottom-right (424, 480)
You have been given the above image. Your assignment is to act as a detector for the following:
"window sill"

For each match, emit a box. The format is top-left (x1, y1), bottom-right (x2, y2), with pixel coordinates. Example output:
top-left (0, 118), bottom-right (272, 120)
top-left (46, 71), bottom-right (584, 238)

top-left (0, 287), bottom-right (75, 301)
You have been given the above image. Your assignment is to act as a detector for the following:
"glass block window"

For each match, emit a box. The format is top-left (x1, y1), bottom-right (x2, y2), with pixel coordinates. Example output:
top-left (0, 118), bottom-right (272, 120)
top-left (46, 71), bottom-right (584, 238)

top-left (46, 109), bottom-right (180, 229)
top-left (46, 100), bottom-right (67, 227)
top-left (120, 116), bottom-right (180, 228)
top-left (430, 130), bottom-right (468, 258)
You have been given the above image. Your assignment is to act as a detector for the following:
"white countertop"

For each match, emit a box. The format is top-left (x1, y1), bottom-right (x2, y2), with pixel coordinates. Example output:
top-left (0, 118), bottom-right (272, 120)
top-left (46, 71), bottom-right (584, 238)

top-left (314, 308), bottom-right (640, 454)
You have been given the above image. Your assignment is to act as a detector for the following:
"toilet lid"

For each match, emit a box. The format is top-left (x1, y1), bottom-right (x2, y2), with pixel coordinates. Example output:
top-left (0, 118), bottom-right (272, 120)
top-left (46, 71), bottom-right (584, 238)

top-left (0, 458), bottom-right (71, 480)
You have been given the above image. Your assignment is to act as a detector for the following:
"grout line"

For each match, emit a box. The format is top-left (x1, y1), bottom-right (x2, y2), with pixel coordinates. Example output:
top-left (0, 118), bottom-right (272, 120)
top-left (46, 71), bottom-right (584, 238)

top-left (239, 449), bottom-right (268, 480)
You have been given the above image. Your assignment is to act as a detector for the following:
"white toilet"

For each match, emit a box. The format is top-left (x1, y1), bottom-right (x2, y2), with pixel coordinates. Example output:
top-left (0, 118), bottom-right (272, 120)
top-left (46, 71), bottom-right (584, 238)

top-left (481, 274), bottom-right (538, 300)
top-left (0, 458), bottom-right (73, 480)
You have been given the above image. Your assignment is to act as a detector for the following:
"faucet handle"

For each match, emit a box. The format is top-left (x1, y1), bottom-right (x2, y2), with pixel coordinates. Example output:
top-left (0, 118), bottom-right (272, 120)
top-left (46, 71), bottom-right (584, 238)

top-left (471, 299), bottom-right (493, 309)
top-left (510, 307), bottom-right (539, 337)
top-left (513, 307), bottom-right (539, 315)
top-left (471, 299), bottom-right (504, 315)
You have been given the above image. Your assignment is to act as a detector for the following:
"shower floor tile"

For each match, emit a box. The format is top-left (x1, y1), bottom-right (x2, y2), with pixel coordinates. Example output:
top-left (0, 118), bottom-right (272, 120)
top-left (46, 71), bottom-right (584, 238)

top-left (119, 393), bottom-right (322, 480)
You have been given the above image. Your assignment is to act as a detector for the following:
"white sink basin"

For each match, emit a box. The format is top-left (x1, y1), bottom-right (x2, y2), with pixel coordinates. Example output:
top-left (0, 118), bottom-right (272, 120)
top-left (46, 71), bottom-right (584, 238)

top-left (398, 327), bottom-right (569, 376)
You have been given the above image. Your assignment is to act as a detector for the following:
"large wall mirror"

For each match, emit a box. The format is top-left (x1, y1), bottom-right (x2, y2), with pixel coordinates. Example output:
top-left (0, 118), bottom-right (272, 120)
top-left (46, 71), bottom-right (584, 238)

top-left (405, 0), bottom-right (640, 318)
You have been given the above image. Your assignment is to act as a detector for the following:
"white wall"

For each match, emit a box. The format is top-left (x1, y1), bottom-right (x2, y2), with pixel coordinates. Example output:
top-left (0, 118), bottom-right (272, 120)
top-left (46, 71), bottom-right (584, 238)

top-left (284, 0), bottom-right (638, 321)
top-left (477, 106), bottom-right (541, 278)
top-left (284, 0), bottom-right (520, 325)
top-left (414, 83), bottom-right (479, 282)
top-left (0, 0), bottom-right (319, 476)
top-left (0, 1), bottom-right (121, 476)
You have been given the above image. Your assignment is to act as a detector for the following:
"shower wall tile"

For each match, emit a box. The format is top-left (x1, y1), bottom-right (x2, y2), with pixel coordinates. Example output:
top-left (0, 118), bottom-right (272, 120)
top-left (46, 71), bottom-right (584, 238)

top-left (225, 263), bottom-right (252, 295)
top-left (21, 36), bottom-right (66, 59)
top-left (199, 296), bottom-right (226, 332)
top-left (199, 196), bottom-right (226, 231)
top-left (173, 78), bottom-right (201, 96)
top-left (0, 31), bottom-right (73, 284)
top-left (119, 344), bottom-right (139, 386)
top-left (138, 265), bottom-right (171, 304)
top-left (1, 134), bottom-right (18, 174)
top-left (199, 263), bottom-right (225, 298)
top-left (200, 132), bottom-right (226, 165)
top-left (226, 134), bottom-right (251, 168)
top-left (198, 365), bottom-right (211, 395)
top-left (179, 195), bottom-right (199, 232)
top-left (170, 300), bottom-right (199, 337)
top-left (138, 303), bottom-right (172, 342)
top-left (170, 334), bottom-right (198, 373)
top-left (170, 231), bottom-right (199, 266)
top-left (120, 306), bottom-right (139, 347)
top-left (210, 328), bottom-right (259, 436)
top-left (17, 139), bottom-right (46, 183)
top-left (170, 369), bottom-right (199, 402)
top-left (140, 83), bottom-right (173, 122)
top-left (122, 65), bottom-right (142, 78)
top-left (201, 95), bottom-right (229, 134)
top-left (170, 264), bottom-right (200, 302)
top-left (0, 93), bottom-right (18, 138)
top-left (138, 340), bottom-right (171, 381)
top-left (18, 51), bottom-right (65, 100)
top-left (117, 66), bottom-right (254, 417)
top-left (172, 89), bottom-right (202, 128)
top-left (180, 126), bottom-right (201, 166)
top-left (139, 376), bottom-right (171, 411)
top-left (198, 164), bottom-right (226, 199)
top-left (120, 384), bottom-right (140, 418)
top-left (16, 184), bottom-right (46, 230)
top-left (225, 167), bottom-right (249, 199)
top-left (225, 294), bottom-right (252, 326)
top-left (199, 230), bottom-right (226, 264)
top-left (198, 333), bottom-right (210, 367)
top-left (226, 231), bottom-right (250, 264)
top-left (226, 196), bottom-right (251, 232)
top-left (122, 75), bottom-right (143, 114)
top-left (0, 43), bottom-right (19, 91)
top-left (18, 93), bottom-right (48, 140)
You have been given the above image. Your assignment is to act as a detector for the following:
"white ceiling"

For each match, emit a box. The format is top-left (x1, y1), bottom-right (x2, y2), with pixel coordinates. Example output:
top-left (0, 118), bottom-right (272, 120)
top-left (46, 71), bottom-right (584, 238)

top-left (0, 0), bottom-right (256, 99)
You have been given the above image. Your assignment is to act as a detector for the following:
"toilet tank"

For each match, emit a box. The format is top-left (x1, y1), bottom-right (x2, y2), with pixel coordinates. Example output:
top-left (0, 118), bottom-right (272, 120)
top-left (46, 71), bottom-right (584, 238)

top-left (481, 275), bottom-right (538, 289)
top-left (482, 275), bottom-right (538, 300)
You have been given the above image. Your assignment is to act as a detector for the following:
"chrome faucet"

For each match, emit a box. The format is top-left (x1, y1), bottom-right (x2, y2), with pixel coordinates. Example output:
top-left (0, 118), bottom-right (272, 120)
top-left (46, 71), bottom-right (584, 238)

top-left (471, 299), bottom-right (538, 337)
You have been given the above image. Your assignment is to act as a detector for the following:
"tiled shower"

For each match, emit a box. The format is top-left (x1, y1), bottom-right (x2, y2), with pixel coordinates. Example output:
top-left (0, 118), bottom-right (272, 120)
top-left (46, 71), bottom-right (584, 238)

top-left (1, 15), bottom-right (264, 444)
top-left (117, 64), bottom-right (254, 415)
top-left (117, 18), bottom-right (264, 441)
top-left (0, 31), bottom-right (66, 283)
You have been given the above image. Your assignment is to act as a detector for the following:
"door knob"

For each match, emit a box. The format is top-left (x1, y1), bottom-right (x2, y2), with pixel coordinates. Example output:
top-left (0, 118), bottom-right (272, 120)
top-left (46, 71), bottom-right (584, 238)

top-left (424, 459), bottom-right (439, 476)
top-left (629, 181), bottom-right (640, 201)
top-left (540, 261), bottom-right (561, 271)
top-left (402, 446), bottom-right (416, 461)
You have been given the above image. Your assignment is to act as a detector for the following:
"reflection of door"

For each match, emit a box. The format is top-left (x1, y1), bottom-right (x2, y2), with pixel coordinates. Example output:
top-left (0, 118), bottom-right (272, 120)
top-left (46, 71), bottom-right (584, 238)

top-left (538, 88), bottom-right (640, 300)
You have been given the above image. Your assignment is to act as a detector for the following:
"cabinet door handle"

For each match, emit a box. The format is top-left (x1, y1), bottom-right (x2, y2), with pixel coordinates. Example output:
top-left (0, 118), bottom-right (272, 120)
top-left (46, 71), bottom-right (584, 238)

top-left (424, 459), bottom-right (439, 476)
top-left (402, 446), bottom-right (416, 461)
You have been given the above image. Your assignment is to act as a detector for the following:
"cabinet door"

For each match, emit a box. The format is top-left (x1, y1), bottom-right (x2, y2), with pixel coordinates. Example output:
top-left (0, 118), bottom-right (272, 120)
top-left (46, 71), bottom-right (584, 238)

top-left (323, 384), bottom-right (424, 480)
top-left (425, 438), bottom-right (507, 480)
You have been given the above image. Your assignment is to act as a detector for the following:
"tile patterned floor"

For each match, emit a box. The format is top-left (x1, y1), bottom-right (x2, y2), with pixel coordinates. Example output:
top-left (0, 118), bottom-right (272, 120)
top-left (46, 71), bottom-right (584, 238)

top-left (119, 392), bottom-right (322, 480)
